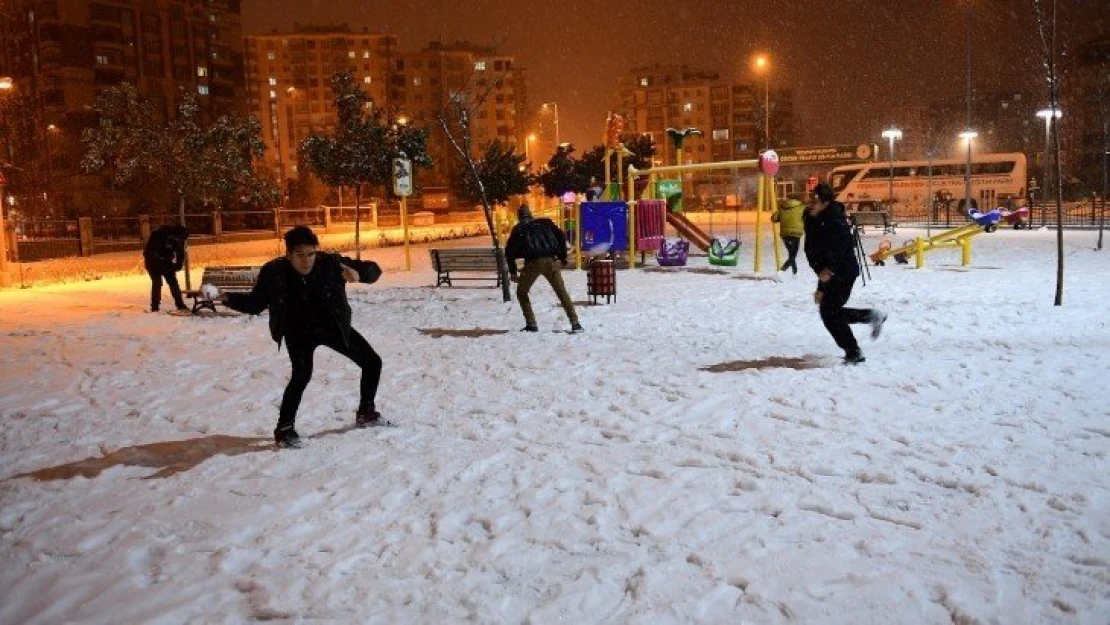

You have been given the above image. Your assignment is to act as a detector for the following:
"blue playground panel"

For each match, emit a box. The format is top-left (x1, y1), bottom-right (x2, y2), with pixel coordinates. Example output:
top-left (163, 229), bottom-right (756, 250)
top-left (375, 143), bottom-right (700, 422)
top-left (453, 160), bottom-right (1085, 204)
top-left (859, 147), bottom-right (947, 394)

top-left (580, 202), bottom-right (628, 254)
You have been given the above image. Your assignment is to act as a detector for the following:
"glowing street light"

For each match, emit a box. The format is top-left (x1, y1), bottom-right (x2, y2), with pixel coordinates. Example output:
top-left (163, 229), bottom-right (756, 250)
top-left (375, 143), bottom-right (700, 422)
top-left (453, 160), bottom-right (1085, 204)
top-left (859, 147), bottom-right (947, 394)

top-left (753, 55), bottom-right (770, 149)
top-left (881, 127), bottom-right (903, 207)
top-left (1036, 108), bottom-right (1062, 206)
top-left (959, 130), bottom-right (978, 212)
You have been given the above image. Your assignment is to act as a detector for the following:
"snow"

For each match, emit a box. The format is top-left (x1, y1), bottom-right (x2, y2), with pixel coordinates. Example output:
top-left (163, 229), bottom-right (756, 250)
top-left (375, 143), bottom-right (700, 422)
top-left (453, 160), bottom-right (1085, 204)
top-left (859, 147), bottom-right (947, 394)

top-left (1, 227), bottom-right (1108, 624)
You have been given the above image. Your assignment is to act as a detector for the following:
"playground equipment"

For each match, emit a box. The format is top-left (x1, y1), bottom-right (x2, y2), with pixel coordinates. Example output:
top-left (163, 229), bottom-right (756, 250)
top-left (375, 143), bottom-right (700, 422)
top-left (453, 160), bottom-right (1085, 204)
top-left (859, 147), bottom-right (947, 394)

top-left (657, 238), bottom-right (690, 266)
top-left (968, 206), bottom-right (1031, 231)
top-left (570, 198), bottom-right (667, 270)
top-left (625, 151), bottom-right (782, 273)
top-left (706, 194), bottom-right (741, 266)
top-left (870, 222), bottom-right (991, 268)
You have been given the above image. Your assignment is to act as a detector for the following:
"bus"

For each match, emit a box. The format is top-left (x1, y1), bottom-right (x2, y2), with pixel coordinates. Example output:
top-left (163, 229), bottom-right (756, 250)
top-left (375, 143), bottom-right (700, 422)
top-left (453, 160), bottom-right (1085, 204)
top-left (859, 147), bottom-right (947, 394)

top-left (826, 152), bottom-right (1028, 213)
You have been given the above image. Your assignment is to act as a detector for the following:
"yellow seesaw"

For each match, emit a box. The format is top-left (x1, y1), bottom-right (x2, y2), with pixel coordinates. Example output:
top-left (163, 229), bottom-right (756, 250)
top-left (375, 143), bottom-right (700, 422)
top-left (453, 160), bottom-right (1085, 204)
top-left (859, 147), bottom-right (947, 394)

top-left (870, 223), bottom-right (989, 269)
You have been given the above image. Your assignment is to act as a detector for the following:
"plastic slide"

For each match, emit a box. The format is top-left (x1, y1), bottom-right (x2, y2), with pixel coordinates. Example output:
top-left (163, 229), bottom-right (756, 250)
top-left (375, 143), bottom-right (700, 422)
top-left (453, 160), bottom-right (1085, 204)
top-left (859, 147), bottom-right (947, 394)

top-left (665, 212), bottom-right (713, 253)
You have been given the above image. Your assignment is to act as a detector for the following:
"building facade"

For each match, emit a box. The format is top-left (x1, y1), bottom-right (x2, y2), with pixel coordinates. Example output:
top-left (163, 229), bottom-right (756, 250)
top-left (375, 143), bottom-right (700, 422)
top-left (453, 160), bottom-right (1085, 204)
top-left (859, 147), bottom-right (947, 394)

top-left (0, 0), bottom-right (245, 215)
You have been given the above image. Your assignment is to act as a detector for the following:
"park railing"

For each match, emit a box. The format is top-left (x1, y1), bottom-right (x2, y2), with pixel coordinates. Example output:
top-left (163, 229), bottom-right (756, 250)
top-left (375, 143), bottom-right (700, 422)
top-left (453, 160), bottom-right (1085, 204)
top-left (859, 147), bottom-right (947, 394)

top-left (4, 204), bottom-right (488, 263)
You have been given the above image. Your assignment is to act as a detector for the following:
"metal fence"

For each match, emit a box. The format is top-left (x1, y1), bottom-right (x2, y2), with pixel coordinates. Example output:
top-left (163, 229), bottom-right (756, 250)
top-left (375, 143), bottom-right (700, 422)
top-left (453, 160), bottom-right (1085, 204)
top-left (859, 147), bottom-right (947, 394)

top-left (891, 197), bottom-right (1107, 229)
top-left (5, 205), bottom-right (487, 263)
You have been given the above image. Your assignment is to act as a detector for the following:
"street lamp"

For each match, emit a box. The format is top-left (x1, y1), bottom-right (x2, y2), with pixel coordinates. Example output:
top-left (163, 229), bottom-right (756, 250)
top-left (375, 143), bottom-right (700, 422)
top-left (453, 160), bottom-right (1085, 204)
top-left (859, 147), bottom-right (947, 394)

top-left (881, 127), bottom-right (902, 208)
top-left (959, 130), bottom-right (978, 213)
top-left (753, 54), bottom-right (770, 149)
top-left (0, 76), bottom-right (14, 287)
top-left (1036, 108), bottom-right (1062, 209)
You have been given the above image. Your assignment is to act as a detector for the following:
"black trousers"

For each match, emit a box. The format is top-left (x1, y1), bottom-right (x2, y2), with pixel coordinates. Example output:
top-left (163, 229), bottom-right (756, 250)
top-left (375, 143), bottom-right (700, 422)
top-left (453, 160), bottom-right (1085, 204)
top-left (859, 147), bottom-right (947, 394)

top-left (280, 328), bottom-right (382, 428)
top-left (146, 265), bottom-right (185, 310)
top-left (781, 236), bottom-right (801, 271)
top-left (818, 275), bottom-right (874, 356)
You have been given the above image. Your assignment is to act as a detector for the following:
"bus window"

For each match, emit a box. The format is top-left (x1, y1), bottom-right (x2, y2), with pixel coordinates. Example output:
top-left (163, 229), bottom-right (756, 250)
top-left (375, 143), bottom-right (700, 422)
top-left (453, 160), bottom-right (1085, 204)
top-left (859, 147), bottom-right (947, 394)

top-left (830, 168), bottom-right (864, 192)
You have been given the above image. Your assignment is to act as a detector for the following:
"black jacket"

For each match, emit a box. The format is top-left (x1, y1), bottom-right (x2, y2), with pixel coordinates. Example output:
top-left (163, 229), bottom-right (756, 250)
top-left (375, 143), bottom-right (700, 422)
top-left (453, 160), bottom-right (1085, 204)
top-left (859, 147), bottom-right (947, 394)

top-left (143, 225), bottom-right (188, 272)
top-left (225, 252), bottom-right (381, 347)
top-left (803, 201), bottom-right (859, 286)
top-left (504, 218), bottom-right (567, 276)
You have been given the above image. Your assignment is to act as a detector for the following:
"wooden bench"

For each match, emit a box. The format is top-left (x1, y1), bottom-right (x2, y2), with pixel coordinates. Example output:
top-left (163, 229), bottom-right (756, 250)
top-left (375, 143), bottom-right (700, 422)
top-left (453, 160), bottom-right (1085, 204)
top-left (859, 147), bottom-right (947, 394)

top-left (850, 211), bottom-right (897, 234)
top-left (430, 248), bottom-right (504, 287)
top-left (185, 265), bottom-right (260, 314)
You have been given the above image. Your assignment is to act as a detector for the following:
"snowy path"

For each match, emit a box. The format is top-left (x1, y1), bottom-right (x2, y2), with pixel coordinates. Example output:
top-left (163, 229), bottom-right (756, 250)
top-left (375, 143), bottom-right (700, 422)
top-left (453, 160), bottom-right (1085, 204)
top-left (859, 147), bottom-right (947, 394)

top-left (1, 230), bottom-right (1108, 623)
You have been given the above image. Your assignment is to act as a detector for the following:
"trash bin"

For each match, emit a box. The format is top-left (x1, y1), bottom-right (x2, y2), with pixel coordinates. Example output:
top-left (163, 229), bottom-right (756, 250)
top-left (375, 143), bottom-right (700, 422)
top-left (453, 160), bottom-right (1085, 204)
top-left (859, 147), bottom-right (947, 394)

top-left (587, 259), bottom-right (616, 304)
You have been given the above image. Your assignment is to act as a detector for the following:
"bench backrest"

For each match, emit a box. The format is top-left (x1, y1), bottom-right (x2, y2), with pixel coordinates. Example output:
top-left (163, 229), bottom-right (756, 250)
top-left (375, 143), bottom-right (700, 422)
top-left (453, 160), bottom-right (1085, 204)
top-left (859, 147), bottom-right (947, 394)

top-left (430, 248), bottom-right (502, 272)
top-left (201, 265), bottom-right (260, 291)
top-left (851, 211), bottom-right (890, 226)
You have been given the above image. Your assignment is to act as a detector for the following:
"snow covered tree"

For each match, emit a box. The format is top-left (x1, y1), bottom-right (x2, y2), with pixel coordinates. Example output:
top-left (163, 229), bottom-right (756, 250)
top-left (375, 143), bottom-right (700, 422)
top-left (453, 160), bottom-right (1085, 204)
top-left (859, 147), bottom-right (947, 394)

top-left (537, 143), bottom-right (586, 199)
top-left (301, 69), bottom-right (430, 259)
top-left (454, 140), bottom-right (532, 207)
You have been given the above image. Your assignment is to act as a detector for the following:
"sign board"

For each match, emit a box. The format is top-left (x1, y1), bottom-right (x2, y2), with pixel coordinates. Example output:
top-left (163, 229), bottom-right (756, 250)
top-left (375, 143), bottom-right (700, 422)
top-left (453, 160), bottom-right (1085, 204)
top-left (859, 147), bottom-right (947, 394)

top-left (392, 158), bottom-right (412, 197)
top-left (775, 144), bottom-right (877, 166)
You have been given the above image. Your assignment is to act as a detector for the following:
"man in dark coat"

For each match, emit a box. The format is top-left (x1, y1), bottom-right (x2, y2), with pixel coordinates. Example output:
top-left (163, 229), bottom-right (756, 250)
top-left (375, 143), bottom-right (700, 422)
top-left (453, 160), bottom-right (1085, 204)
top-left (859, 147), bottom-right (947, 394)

top-left (217, 226), bottom-right (385, 448)
top-left (143, 224), bottom-right (189, 312)
top-left (504, 204), bottom-right (582, 333)
top-left (804, 183), bottom-right (887, 364)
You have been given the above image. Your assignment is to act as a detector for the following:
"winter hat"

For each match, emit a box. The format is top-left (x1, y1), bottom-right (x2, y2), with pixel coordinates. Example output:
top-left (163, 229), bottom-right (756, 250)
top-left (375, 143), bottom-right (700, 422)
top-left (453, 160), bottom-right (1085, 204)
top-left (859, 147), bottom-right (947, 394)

top-left (784, 198), bottom-right (804, 210)
top-left (813, 182), bottom-right (836, 202)
top-left (517, 204), bottom-right (533, 223)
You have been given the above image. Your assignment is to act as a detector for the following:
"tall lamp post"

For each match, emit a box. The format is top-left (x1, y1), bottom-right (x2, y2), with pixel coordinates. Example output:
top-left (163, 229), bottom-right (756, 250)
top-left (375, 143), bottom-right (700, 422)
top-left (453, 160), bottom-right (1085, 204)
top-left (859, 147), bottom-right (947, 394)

top-left (959, 130), bottom-right (978, 213)
top-left (753, 55), bottom-right (770, 149)
top-left (0, 76), bottom-right (14, 287)
top-left (881, 127), bottom-right (902, 209)
top-left (1036, 108), bottom-right (1062, 220)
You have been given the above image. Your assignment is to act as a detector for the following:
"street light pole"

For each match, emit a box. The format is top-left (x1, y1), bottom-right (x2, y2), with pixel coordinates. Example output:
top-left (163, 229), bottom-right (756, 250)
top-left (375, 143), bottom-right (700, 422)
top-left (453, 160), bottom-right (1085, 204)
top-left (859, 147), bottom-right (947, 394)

top-left (881, 128), bottom-right (902, 209)
top-left (0, 76), bottom-right (14, 287)
top-left (960, 130), bottom-right (978, 212)
top-left (1036, 108), bottom-right (1062, 221)
top-left (754, 55), bottom-right (770, 149)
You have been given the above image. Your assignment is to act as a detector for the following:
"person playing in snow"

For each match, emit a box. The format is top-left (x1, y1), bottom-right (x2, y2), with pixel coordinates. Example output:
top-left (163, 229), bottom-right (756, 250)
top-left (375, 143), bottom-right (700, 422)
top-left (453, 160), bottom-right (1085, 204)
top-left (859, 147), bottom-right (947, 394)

top-left (804, 183), bottom-right (887, 365)
top-left (216, 226), bottom-right (385, 448)
top-left (504, 204), bottom-right (583, 333)
top-left (771, 197), bottom-right (806, 274)
top-left (143, 224), bottom-right (190, 312)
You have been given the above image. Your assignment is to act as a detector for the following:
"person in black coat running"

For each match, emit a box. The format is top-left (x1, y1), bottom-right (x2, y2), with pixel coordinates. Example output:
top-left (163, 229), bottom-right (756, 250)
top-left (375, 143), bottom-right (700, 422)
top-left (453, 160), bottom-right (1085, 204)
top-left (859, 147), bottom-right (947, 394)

top-left (804, 183), bottom-right (887, 364)
top-left (217, 226), bottom-right (385, 448)
top-left (143, 225), bottom-right (189, 312)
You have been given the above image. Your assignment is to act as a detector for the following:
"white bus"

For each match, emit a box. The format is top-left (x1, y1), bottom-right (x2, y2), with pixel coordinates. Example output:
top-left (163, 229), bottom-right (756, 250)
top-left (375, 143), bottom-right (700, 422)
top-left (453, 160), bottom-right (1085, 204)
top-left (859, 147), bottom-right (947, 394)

top-left (827, 152), bottom-right (1028, 213)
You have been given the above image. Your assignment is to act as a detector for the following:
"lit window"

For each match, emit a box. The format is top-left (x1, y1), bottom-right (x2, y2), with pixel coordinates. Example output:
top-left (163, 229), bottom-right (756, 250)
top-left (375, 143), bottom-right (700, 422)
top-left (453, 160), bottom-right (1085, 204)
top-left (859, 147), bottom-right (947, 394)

top-left (198, 85), bottom-right (209, 95)
top-left (95, 54), bottom-right (109, 65)
top-left (712, 129), bottom-right (729, 141)
top-left (362, 51), bottom-right (370, 59)
top-left (197, 66), bottom-right (208, 77)
top-left (208, 13), bottom-right (216, 23)
top-left (348, 51), bottom-right (355, 59)
top-left (474, 61), bottom-right (486, 71)
top-left (683, 102), bottom-right (693, 112)
top-left (412, 77), bottom-right (421, 86)
top-left (268, 77), bottom-right (276, 85)
top-left (363, 76), bottom-right (372, 84)
top-left (269, 90), bottom-right (277, 99)
top-left (266, 51), bottom-right (275, 60)
top-left (639, 77), bottom-right (649, 87)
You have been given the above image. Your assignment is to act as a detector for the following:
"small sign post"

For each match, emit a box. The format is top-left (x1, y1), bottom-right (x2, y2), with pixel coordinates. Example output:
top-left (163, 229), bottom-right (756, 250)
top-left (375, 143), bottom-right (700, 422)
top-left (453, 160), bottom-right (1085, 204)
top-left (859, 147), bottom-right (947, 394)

top-left (393, 157), bottom-right (413, 270)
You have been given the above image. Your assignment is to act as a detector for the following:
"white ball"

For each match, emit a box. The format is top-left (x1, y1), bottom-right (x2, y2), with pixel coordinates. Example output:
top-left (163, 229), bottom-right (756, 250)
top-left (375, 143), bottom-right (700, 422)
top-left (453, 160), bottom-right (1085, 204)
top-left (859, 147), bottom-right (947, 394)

top-left (201, 283), bottom-right (220, 300)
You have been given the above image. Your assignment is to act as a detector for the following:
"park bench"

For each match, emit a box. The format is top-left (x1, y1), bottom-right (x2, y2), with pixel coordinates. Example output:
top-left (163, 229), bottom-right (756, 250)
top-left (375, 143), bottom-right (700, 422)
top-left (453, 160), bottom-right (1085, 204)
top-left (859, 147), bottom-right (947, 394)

top-left (430, 247), bottom-right (504, 287)
top-left (185, 265), bottom-right (260, 314)
top-left (850, 210), bottom-right (897, 235)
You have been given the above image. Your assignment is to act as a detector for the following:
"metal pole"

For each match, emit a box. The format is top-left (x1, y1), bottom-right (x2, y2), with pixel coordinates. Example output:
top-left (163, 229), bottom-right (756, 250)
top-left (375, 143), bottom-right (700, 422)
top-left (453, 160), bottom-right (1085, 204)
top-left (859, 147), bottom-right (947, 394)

top-left (0, 180), bottom-right (10, 287)
top-left (764, 75), bottom-right (770, 149)
top-left (964, 138), bottom-right (972, 214)
top-left (964, 2), bottom-right (973, 215)
top-left (888, 136), bottom-right (895, 207)
top-left (1044, 116), bottom-right (1051, 220)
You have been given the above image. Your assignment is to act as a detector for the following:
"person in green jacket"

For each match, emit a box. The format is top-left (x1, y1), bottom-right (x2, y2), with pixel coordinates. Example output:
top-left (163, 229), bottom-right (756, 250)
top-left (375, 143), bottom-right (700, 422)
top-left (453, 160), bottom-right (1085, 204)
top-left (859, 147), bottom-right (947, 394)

top-left (772, 198), bottom-right (806, 274)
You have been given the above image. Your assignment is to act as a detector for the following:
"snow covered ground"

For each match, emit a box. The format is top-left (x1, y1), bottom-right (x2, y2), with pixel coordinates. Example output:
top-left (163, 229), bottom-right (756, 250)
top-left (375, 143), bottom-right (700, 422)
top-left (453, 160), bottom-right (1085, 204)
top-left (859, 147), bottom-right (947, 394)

top-left (1, 226), bottom-right (1107, 624)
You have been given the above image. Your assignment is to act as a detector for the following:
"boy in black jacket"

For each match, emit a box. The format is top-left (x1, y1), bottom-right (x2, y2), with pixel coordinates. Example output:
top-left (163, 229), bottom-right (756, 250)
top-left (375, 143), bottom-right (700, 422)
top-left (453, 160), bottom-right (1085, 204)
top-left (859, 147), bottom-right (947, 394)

top-left (505, 205), bottom-right (582, 333)
top-left (804, 183), bottom-right (887, 364)
top-left (218, 226), bottom-right (385, 448)
top-left (143, 225), bottom-right (189, 312)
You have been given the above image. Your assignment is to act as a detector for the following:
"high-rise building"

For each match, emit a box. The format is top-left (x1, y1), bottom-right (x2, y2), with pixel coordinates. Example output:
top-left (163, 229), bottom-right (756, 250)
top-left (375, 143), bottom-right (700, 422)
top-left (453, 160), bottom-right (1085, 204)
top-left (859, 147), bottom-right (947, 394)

top-left (244, 26), bottom-right (398, 187)
top-left (0, 0), bottom-right (245, 214)
top-left (615, 64), bottom-right (795, 167)
top-left (1064, 35), bottom-right (1109, 197)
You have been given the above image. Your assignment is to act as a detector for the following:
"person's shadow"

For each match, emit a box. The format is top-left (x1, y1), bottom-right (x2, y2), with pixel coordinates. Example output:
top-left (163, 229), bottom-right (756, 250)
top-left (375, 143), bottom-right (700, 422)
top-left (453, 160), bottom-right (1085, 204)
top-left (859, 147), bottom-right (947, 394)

top-left (8, 434), bottom-right (273, 481)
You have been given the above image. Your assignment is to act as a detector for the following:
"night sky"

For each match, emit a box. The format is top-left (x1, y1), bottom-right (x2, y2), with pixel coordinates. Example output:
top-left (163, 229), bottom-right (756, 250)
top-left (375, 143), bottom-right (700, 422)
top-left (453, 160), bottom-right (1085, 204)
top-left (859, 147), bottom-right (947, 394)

top-left (243, 0), bottom-right (1107, 149)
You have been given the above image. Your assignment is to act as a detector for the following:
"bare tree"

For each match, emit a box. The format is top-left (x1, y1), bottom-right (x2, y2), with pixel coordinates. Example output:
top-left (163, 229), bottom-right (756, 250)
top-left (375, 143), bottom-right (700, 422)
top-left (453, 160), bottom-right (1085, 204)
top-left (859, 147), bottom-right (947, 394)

top-left (1032, 0), bottom-right (1065, 305)
top-left (437, 73), bottom-right (512, 302)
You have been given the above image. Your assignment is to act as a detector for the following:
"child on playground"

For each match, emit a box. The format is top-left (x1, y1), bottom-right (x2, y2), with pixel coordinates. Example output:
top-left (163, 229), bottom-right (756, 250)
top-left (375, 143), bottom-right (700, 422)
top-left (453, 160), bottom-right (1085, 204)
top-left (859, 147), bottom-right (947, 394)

top-left (772, 198), bottom-right (805, 274)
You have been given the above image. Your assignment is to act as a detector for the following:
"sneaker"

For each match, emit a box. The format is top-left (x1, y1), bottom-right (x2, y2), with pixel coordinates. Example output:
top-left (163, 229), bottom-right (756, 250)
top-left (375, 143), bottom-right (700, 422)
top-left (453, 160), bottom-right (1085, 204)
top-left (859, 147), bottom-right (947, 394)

top-left (570, 323), bottom-right (584, 333)
top-left (521, 325), bottom-right (539, 332)
top-left (274, 425), bottom-right (303, 448)
top-left (355, 407), bottom-right (382, 428)
top-left (843, 351), bottom-right (866, 365)
top-left (870, 310), bottom-right (888, 340)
